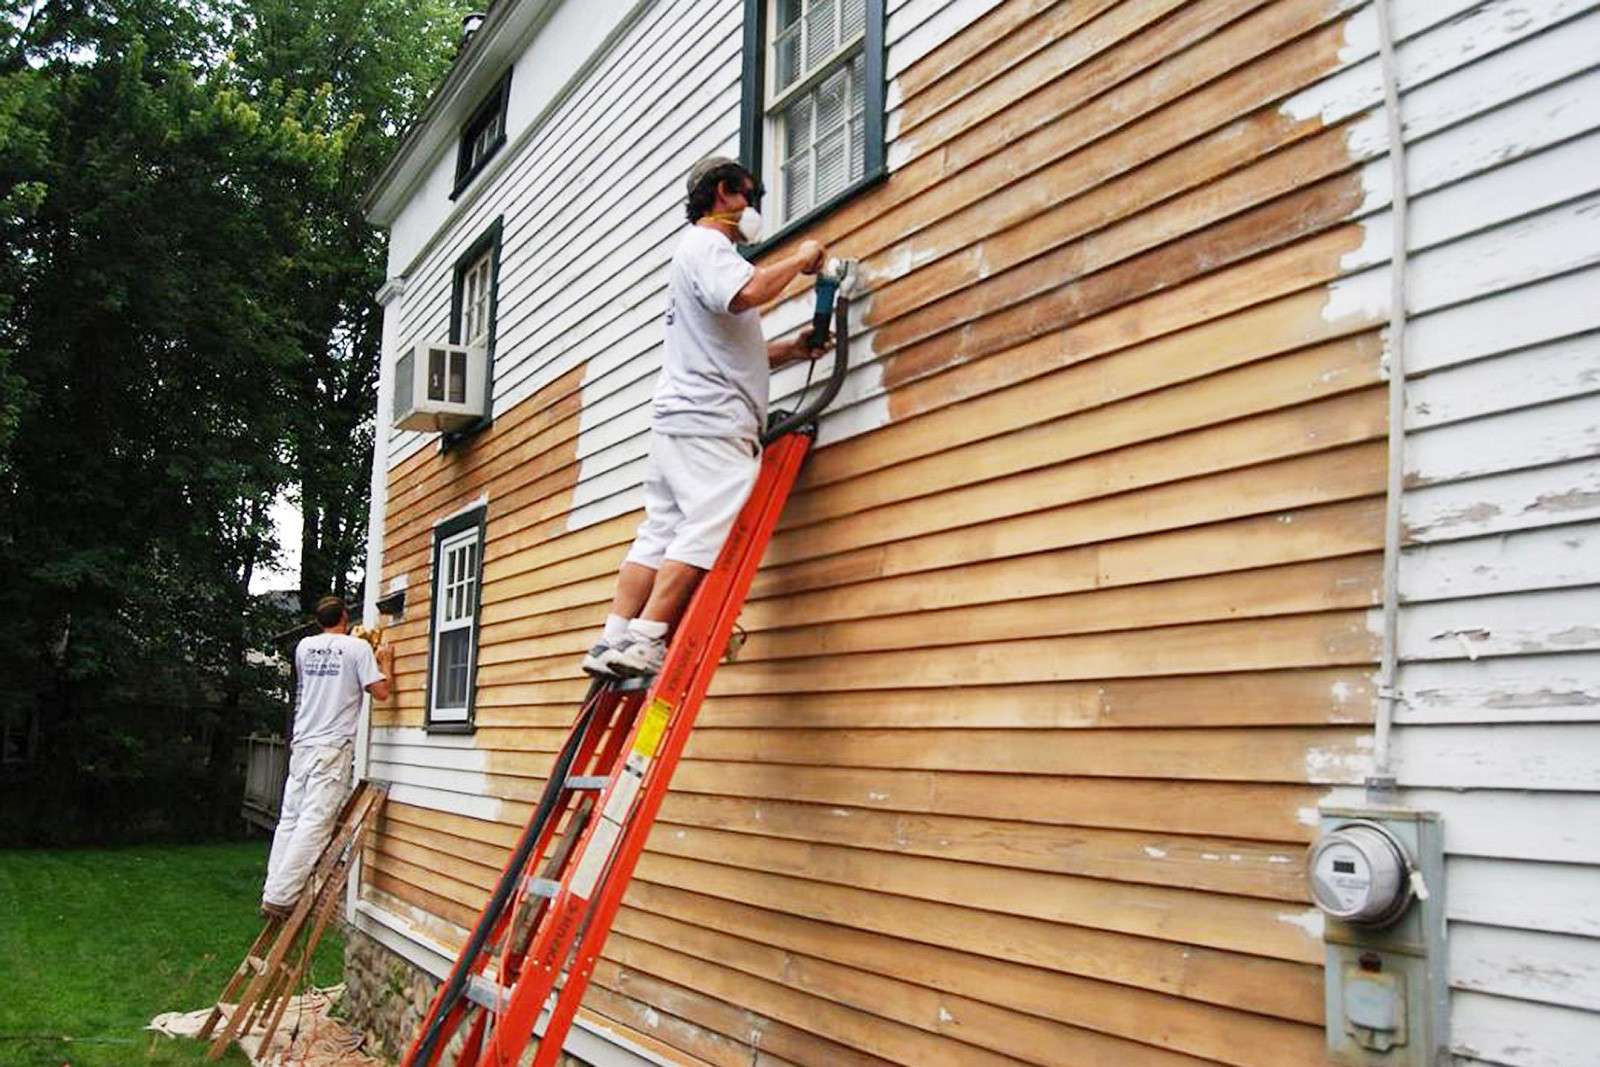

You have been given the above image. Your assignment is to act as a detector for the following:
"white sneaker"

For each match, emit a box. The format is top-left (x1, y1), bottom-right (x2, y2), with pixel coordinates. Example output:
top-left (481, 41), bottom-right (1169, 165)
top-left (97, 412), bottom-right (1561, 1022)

top-left (607, 634), bottom-right (667, 677)
top-left (580, 640), bottom-right (618, 677)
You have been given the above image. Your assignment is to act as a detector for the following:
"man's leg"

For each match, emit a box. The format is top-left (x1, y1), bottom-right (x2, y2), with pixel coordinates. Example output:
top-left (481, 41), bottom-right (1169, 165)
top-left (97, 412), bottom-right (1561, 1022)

top-left (582, 442), bottom-right (680, 673)
top-left (260, 743), bottom-right (354, 908)
top-left (638, 560), bottom-right (704, 624)
top-left (608, 561), bottom-right (657, 619)
top-left (610, 435), bottom-right (759, 675)
top-left (262, 746), bottom-right (312, 909)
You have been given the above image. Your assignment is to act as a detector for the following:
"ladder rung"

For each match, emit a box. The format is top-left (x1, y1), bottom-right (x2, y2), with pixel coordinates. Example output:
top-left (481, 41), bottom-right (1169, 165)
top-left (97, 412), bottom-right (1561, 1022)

top-left (565, 775), bottom-right (609, 790)
top-left (465, 973), bottom-right (509, 1012)
top-left (522, 876), bottom-right (561, 899)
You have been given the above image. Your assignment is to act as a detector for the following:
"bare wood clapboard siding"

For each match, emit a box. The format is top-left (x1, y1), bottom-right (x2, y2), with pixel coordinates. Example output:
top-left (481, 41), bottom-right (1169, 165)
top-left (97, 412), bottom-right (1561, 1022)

top-left (1369, 0), bottom-right (1600, 1061)
top-left (339, 0), bottom-right (1599, 1061)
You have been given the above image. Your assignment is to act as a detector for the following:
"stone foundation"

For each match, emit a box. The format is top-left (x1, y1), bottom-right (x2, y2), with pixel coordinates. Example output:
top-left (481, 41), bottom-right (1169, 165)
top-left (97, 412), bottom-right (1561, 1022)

top-left (342, 924), bottom-right (592, 1066)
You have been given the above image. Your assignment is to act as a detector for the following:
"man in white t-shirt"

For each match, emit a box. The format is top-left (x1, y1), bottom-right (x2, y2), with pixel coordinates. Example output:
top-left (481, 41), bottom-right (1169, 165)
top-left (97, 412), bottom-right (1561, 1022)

top-left (260, 595), bottom-right (393, 918)
top-left (582, 156), bottom-right (827, 678)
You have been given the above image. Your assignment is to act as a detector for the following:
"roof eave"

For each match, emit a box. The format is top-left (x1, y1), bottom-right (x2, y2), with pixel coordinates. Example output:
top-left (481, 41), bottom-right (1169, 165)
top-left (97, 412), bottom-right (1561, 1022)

top-left (363, 0), bottom-right (560, 228)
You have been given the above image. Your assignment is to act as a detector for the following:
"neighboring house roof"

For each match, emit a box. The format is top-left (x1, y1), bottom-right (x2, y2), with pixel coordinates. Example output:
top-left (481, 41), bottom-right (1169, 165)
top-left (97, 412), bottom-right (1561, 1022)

top-left (363, 0), bottom-right (563, 227)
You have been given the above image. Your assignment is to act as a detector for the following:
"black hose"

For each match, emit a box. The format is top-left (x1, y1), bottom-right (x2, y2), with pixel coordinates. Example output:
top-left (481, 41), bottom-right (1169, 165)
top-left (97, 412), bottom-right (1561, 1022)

top-left (408, 679), bottom-right (605, 1066)
top-left (761, 295), bottom-right (851, 445)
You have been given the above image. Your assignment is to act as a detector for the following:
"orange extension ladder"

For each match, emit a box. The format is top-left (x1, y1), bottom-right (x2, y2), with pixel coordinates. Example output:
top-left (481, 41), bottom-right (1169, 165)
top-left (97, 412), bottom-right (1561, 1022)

top-left (401, 267), bottom-right (854, 1067)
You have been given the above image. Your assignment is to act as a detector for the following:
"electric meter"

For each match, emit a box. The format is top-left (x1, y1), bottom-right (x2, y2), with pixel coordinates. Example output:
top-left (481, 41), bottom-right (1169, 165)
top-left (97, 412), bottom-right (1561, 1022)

top-left (1308, 820), bottom-right (1416, 926)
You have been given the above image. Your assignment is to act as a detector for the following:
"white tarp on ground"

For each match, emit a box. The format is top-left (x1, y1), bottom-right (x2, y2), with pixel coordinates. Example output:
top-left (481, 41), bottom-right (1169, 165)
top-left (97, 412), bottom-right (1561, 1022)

top-left (148, 984), bottom-right (384, 1067)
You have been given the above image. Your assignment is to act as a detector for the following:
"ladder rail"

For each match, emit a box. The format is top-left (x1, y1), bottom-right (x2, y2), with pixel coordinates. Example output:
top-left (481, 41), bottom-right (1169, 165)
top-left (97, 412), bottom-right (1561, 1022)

top-left (530, 431), bottom-right (813, 1066)
top-left (202, 781), bottom-right (386, 1061)
top-left (404, 680), bottom-right (612, 1067)
top-left (472, 431), bottom-right (810, 1067)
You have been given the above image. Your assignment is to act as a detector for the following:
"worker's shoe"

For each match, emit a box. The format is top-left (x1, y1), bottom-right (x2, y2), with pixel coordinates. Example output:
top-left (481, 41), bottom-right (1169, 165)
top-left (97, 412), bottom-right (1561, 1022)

top-left (260, 899), bottom-right (294, 922)
top-left (580, 640), bottom-right (619, 677)
top-left (606, 634), bottom-right (666, 678)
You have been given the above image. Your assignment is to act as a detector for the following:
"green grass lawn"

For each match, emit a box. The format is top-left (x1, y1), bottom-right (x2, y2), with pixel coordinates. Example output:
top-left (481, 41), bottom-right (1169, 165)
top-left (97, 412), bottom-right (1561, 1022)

top-left (0, 840), bottom-right (345, 1066)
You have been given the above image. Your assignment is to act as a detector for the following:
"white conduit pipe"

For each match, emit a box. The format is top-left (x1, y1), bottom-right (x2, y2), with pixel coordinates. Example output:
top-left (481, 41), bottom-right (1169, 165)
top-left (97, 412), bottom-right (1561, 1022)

top-left (1371, 0), bottom-right (1410, 789)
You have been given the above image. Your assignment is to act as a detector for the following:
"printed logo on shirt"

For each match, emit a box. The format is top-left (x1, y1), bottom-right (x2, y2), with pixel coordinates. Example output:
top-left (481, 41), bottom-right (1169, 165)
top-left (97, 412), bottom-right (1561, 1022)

top-left (302, 646), bottom-right (346, 678)
top-left (664, 292), bottom-right (676, 326)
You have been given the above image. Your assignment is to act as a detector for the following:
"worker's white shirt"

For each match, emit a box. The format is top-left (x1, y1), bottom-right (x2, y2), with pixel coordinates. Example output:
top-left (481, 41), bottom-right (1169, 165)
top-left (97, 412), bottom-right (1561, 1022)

top-left (651, 225), bottom-right (767, 443)
top-left (292, 633), bottom-right (382, 748)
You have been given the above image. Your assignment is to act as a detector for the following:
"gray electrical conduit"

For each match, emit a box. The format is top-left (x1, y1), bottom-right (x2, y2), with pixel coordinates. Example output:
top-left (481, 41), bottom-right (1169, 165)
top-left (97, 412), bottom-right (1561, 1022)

top-left (1371, 0), bottom-right (1410, 790)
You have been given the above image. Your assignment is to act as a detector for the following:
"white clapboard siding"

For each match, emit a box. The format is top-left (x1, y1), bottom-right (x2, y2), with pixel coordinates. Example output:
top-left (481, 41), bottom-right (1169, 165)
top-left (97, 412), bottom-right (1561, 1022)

top-left (1449, 991), bottom-right (1600, 1067)
top-left (1383, 3), bottom-right (1600, 1062)
top-left (383, 0), bottom-right (973, 475)
top-left (1446, 858), bottom-right (1600, 939)
top-left (363, 1), bottom-right (1600, 1063)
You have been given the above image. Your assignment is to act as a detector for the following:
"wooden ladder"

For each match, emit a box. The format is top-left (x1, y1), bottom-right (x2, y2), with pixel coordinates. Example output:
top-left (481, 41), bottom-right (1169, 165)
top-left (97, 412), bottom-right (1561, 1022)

top-left (199, 778), bottom-right (387, 1060)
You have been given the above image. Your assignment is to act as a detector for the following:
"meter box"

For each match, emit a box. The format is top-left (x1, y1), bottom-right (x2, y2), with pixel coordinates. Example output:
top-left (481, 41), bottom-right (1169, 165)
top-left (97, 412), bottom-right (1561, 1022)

top-left (1310, 807), bottom-right (1447, 1065)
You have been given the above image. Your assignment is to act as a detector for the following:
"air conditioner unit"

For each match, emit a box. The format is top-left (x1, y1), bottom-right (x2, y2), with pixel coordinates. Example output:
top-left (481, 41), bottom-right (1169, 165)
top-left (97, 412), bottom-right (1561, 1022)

top-left (392, 339), bottom-right (487, 433)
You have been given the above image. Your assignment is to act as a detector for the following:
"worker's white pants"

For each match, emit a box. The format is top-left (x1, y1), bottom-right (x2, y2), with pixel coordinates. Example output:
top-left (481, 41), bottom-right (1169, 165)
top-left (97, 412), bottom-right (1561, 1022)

top-left (261, 741), bottom-right (354, 907)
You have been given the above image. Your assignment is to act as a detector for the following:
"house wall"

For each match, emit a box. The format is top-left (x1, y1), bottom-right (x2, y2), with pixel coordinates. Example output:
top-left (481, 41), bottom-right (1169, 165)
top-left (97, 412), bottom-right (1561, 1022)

top-left (1378, 2), bottom-right (1600, 1063)
top-left (358, 0), bottom-right (1600, 1064)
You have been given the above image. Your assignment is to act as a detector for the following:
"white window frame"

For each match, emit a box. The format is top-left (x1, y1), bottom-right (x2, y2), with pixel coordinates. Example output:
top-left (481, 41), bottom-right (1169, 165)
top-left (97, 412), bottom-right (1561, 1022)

top-left (428, 524), bottom-right (480, 725)
top-left (764, 0), bottom-right (869, 224)
top-left (460, 249), bottom-right (493, 348)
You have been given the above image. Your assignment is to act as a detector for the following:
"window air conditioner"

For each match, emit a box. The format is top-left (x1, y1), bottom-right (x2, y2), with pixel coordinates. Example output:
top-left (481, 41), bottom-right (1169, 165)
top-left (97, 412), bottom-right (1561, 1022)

top-left (392, 339), bottom-right (487, 433)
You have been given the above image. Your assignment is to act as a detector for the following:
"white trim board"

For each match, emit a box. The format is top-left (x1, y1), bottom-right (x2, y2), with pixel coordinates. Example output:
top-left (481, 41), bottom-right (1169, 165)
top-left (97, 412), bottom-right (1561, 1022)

top-left (352, 899), bottom-right (681, 1067)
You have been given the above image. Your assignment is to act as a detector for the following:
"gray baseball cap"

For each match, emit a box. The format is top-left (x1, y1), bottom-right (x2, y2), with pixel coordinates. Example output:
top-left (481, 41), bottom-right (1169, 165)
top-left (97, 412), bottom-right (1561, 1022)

top-left (686, 155), bottom-right (742, 196)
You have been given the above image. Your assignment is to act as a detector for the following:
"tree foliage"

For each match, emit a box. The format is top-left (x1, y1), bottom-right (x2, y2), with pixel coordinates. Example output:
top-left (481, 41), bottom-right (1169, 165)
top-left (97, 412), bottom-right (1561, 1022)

top-left (0, 0), bottom-right (465, 843)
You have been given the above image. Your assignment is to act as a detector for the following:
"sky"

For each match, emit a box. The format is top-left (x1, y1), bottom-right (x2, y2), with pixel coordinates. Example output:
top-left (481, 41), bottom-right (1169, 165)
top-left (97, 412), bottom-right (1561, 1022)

top-left (250, 495), bottom-right (302, 595)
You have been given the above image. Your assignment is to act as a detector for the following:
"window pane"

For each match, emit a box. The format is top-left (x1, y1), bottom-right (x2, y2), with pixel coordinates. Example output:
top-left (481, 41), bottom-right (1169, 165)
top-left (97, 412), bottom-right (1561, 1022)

top-left (815, 64), bottom-right (847, 135)
top-left (777, 0), bottom-right (802, 27)
top-left (773, 20), bottom-right (802, 92)
top-left (784, 153), bottom-right (812, 219)
top-left (851, 114), bottom-right (865, 182)
top-left (814, 124), bottom-right (848, 201)
top-left (850, 52), bottom-right (866, 181)
top-left (842, 0), bottom-right (865, 38)
top-left (806, 0), bottom-right (838, 70)
top-left (783, 93), bottom-right (812, 158)
top-left (435, 630), bottom-right (470, 709)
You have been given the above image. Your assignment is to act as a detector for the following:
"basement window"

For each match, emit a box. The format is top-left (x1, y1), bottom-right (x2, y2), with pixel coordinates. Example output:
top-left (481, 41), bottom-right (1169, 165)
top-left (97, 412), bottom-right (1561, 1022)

top-left (740, 0), bottom-right (886, 245)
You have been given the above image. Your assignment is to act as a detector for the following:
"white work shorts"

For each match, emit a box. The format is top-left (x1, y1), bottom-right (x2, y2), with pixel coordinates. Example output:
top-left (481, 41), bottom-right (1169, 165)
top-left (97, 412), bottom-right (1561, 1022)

top-left (625, 432), bottom-right (761, 571)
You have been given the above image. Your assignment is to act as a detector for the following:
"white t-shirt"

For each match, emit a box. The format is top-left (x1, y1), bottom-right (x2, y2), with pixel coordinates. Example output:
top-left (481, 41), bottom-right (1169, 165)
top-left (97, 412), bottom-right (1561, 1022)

top-left (292, 633), bottom-right (383, 748)
top-left (652, 225), bottom-right (768, 442)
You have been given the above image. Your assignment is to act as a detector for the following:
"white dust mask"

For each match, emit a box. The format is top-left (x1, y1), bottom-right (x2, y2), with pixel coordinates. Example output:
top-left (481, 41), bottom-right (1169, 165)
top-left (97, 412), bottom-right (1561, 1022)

top-left (735, 206), bottom-right (763, 242)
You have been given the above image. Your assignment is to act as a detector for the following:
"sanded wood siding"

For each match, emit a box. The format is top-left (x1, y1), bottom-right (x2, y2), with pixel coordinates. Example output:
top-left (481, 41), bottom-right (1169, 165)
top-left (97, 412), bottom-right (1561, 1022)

top-left (1378, 2), bottom-right (1600, 1064)
top-left (357, 0), bottom-right (1591, 1063)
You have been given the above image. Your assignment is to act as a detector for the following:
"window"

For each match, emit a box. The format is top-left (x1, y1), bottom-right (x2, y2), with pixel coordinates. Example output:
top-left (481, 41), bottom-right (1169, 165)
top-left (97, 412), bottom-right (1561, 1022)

top-left (444, 218), bottom-right (502, 444)
top-left (453, 71), bottom-right (511, 198)
top-left (741, 0), bottom-right (885, 239)
top-left (426, 507), bottom-right (486, 729)
top-left (459, 250), bottom-right (493, 348)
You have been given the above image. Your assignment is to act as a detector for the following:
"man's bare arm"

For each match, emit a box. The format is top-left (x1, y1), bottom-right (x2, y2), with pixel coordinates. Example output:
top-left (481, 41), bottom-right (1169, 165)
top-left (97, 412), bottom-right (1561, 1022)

top-left (729, 239), bottom-right (825, 313)
top-left (366, 645), bottom-right (395, 702)
top-left (768, 326), bottom-right (831, 367)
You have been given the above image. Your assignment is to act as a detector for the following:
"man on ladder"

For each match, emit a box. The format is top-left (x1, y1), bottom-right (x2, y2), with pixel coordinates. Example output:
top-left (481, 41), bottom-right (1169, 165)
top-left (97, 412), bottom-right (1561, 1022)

top-left (581, 155), bottom-right (827, 679)
top-left (403, 159), bottom-right (856, 1067)
top-left (260, 595), bottom-right (393, 919)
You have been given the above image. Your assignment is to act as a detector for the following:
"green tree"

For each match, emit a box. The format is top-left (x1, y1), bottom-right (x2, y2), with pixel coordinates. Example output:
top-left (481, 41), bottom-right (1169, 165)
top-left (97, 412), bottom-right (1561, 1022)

top-left (228, 0), bottom-right (464, 611)
top-left (0, 0), bottom-right (464, 842)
